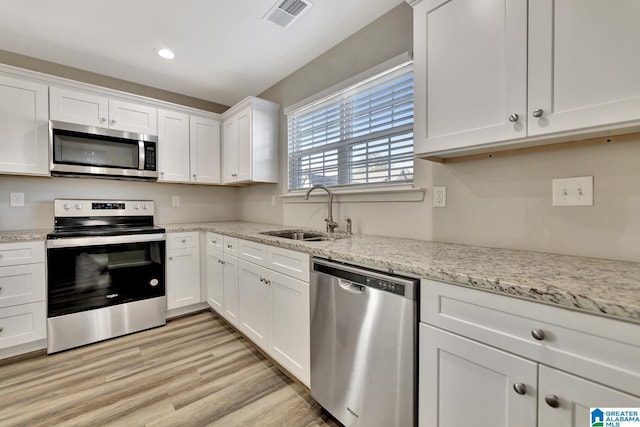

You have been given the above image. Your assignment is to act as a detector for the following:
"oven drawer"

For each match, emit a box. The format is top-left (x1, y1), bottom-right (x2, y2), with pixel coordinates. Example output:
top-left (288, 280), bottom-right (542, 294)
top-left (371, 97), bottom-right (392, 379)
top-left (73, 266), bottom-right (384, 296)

top-left (0, 264), bottom-right (46, 308)
top-left (167, 232), bottom-right (199, 249)
top-left (0, 241), bottom-right (45, 267)
top-left (0, 301), bottom-right (46, 349)
top-left (206, 232), bottom-right (224, 252)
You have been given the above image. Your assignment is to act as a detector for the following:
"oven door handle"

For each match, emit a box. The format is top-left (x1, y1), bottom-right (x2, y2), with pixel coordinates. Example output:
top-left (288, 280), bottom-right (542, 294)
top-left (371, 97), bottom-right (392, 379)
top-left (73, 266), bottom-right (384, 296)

top-left (47, 233), bottom-right (166, 248)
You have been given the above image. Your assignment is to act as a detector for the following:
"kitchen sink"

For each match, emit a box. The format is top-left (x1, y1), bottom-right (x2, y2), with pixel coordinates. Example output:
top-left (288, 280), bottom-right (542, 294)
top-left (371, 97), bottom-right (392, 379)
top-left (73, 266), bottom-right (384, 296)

top-left (259, 229), bottom-right (344, 242)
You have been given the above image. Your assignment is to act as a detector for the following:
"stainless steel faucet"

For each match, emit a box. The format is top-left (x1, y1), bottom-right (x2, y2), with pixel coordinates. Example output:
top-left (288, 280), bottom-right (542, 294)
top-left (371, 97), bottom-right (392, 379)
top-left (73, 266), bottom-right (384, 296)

top-left (304, 185), bottom-right (339, 233)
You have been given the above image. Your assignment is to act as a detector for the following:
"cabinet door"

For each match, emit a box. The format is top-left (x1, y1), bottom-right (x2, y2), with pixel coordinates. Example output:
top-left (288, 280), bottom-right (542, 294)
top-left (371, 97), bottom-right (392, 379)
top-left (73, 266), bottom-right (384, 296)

top-left (0, 77), bottom-right (49, 176)
top-left (222, 254), bottom-right (239, 327)
top-left (538, 365), bottom-right (640, 427)
top-left (236, 106), bottom-right (252, 182)
top-left (238, 259), bottom-right (269, 349)
top-left (206, 248), bottom-right (224, 313)
top-left (157, 109), bottom-right (190, 183)
top-left (528, 0), bottom-right (640, 136)
top-left (0, 301), bottom-right (46, 350)
top-left (0, 264), bottom-right (46, 308)
top-left (108, 99), bottom-right (157, 135)
top-left (189, 115), bottom-right (221, 184)
top-left (268, 270), bottom-right (310, 386)
top-left (413, 0), bottom-right (527, 155)
top-left (167, 247), bottom-right (201, 310)
top-left (419, 324), bottom-right (537, 427)
top-left (222, 116), bottom-right (239, 183)
top-left (49, 86), bottom-right (108, 128)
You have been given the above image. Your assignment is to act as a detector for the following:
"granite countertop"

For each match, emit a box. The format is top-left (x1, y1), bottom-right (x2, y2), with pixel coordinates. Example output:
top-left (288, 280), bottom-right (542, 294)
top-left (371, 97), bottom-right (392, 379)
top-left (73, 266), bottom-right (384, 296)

top-left (163, 221), bottom-right (640, 324)
top-left (3, 222), bottom-right (639, 324)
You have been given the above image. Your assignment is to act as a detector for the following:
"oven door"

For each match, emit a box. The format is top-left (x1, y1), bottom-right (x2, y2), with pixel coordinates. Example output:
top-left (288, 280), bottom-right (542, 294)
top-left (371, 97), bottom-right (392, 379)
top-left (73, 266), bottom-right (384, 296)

top-left (47, 234), bottom-right (165, 318)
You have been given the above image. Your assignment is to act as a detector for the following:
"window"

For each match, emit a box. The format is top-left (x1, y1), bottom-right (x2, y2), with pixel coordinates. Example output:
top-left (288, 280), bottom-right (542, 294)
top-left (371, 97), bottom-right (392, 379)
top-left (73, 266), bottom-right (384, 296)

top-left (287, 62), bottom-right (414, 192)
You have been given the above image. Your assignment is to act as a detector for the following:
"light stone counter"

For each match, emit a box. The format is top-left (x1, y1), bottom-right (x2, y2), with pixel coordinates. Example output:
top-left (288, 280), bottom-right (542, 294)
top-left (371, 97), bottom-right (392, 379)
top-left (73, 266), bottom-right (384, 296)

top-left (0, 229), bottom-right (51, 242)
top-left (163, 221), bottom-right (640, 324)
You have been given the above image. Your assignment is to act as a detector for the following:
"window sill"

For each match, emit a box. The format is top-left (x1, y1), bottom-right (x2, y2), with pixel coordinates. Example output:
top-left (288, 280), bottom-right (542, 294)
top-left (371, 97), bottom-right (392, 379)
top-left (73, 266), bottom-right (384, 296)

top-left (281, 185), bottom-right (426, 203)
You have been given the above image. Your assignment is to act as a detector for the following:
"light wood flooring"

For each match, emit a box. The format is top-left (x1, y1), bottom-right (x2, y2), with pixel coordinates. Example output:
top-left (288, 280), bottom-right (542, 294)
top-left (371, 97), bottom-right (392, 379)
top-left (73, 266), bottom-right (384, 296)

top-left (0, 310), bottom-right (341, 427)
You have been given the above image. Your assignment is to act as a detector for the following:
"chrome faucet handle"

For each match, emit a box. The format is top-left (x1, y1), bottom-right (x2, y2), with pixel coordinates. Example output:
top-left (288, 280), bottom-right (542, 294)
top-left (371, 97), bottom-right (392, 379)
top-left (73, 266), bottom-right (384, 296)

top-left (345, 217), bottom-right (352, 236)
top-left (325, 218), bottom-right (339, 233)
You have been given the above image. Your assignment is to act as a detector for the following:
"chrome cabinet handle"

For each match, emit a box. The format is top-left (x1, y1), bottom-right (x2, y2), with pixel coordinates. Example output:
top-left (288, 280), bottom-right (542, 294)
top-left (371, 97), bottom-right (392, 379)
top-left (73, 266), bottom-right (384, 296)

top-left (509, 113), bottom-right (519, 123)
top-left (545, 395), bottom-right (560, 408)
top-left (181, 239), bottom-right (186, 243)
top-left (531, 329), bottom-right (546, 341)
top-left (169, 256), bottom-right (173, 260)
top-left (532, 108), bottom-right (544, 118)
top-left (227, 244), bottom-right (232, 249)
top-left (100, 117), bottom-right (106, 123)
top-left (513, 383), bottom-right (527, 395)
top-left (110, 119), bottom-right (116, 125)
top-left (0, 327), bottom-right (3, 333)
top-left (259, 277), bottom-right (265, 283)
top-left (160, 171), bottom-right (165, 176)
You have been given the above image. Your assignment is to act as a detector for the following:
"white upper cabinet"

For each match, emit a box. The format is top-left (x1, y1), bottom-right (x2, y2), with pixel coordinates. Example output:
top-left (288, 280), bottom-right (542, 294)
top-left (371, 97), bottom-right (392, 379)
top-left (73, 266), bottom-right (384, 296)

top-left (157, 110), bottom-right (221, 185)
top-left (527, 0), bottom-right (640, 136)
top-left (0, 75), bottom-right (49, 176)
top-left (410, 0), bottom-right (640, 158)
top-left (190, 115), bottom-right (221, 184)
top-left (50, 87), bottom-right (157, 135)
top-left (222, 96), bottom-right (279, 184)
top-left (412, 0), bottom-right (527, 155)
top-left (157, 109), bottom-right (191, 183)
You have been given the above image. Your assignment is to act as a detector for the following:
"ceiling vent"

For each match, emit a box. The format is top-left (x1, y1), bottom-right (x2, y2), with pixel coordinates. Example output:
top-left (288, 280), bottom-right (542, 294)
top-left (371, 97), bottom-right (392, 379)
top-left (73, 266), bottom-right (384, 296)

top-left (264, 0), bottom-right (312, 28)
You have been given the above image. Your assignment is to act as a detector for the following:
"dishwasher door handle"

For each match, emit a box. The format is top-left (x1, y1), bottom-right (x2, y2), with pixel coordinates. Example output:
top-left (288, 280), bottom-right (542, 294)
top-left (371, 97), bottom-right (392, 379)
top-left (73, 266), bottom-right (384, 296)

top-left (338, 279), bottom-right (365, 294)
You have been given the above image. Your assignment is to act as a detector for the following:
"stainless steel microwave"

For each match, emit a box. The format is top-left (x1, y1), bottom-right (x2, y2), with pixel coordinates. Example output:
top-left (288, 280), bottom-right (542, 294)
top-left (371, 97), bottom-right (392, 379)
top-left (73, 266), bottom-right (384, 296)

top-left (49, 120), bottom-right (158, 180)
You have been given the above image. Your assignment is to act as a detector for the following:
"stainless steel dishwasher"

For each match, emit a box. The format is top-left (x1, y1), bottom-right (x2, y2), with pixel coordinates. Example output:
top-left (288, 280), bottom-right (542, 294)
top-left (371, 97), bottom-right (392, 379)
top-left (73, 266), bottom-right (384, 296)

top-left (310, 257), bottom-right (418, 427)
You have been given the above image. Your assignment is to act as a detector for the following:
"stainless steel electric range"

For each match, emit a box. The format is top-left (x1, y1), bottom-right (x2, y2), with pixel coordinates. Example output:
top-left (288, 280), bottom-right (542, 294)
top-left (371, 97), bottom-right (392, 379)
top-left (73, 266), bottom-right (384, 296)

top-left (46, 199), bottom-right (166, 353)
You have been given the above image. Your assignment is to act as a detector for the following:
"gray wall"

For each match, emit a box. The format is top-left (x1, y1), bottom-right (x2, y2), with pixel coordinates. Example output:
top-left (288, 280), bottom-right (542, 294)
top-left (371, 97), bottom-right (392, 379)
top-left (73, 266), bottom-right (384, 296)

top-left (0, 175), bottom-right (239, 230)
top-left (0, 49), bottom-right (228, 113)
top-left (243, 2), bottom-right (640, 262)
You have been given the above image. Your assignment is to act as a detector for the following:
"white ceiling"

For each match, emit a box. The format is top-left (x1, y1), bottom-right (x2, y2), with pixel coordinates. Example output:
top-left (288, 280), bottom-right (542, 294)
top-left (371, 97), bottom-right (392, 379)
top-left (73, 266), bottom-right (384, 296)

top-left (0, 0), bottom-right (404, 107)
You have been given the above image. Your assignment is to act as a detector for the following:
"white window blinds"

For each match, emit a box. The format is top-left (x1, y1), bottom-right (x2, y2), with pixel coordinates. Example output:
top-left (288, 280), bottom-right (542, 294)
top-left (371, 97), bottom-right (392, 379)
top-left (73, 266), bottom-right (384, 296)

top-left (287, 62), bottom-right (414, 191)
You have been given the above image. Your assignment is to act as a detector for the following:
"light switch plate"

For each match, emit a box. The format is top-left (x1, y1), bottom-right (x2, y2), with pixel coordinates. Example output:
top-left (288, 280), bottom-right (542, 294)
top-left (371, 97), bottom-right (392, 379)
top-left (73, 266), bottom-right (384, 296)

top-left (10, 192), bottom-right (24, 207)
top-left (552, 176), bottom-right (593, 206)
top-left (171, 196), bottom-right (180, 207)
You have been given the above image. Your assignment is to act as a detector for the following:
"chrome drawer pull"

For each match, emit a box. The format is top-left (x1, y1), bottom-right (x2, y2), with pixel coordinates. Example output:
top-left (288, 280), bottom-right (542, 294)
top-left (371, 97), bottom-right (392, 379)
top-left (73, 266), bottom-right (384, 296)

top-left (513, 383), bottom-right (527, 395)
top-left (531, 329), bottom-right (546, 341)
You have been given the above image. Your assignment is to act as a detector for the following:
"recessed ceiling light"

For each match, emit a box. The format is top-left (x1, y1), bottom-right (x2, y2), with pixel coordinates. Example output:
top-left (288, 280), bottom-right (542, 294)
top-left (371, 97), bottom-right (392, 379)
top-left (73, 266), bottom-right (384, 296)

top-left (156, 48), bottom-right (175, 59)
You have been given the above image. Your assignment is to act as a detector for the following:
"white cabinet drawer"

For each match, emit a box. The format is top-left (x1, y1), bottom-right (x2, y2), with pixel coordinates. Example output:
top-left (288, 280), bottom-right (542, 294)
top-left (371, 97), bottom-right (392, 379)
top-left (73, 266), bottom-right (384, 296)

top-left (421, 280), bottom-right (640, 396)
top-left (167, 232), bottom-right (199, 249)
top-left (239, 239), bottom-right (267, 267)
top-left (223, 236), bottom-right (239, 257)
top-left (206, 232), bottom-right (224, 252)
top-left (0, 241), bottom-right (45, 267)
top-left (0, 301), bottom-right (46, 349)
top-left (0, 264), bottom-right (46, 308)
top-left (267, 246), bottom-right (309, 282)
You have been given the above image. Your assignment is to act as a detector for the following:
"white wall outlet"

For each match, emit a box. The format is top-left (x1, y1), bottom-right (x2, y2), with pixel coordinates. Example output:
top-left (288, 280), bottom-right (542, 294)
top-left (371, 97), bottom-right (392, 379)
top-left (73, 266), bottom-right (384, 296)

top-left (552, 176), bottom-right (594, 206)
top-left (10, 192), bottom-right (24, 207)
top-left (433, 186), bottom-right (446, 208)
top-left (171, 196), bottom-right (180, 207)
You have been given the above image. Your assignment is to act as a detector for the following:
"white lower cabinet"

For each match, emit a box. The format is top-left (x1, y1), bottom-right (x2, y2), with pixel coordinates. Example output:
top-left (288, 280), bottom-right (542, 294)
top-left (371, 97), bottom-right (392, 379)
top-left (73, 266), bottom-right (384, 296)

top-left (238, 260), bottom-right (270, 349)
top-left (420, 324), bottom-right (537, 427)
top-left (166, 232), bottom-right (201, 310)
top-left (538, 365), bottom-right (640, 427)
top-left (208, 236), bottom-right (310, 386)
top-left (419, 280), bottom-right (640, 427)
top-left (0, 241), bottom-right (47, 359)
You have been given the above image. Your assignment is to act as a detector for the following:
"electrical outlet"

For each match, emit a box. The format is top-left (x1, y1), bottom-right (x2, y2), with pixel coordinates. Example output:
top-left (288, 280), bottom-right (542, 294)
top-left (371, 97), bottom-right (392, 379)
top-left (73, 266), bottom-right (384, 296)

top-left (10, 192), bottom-right (24, 207)
top-left (552, 176), bottom-right (593, 206)
top-left (171, 196), bottom-right (180, 207)
top-left (433, 187), bottom-right (446, 208)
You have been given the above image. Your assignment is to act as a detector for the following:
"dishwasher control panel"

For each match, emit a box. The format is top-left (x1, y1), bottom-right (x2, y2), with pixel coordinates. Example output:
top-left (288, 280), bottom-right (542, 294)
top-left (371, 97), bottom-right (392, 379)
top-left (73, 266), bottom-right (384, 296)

top-left (366, 277), bottom-right (406, 296)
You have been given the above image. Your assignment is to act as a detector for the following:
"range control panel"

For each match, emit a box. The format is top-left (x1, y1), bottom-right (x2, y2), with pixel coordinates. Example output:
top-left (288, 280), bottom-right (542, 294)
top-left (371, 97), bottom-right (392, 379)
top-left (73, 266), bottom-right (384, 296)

top-left (54, 199), bottom-right (155, 217)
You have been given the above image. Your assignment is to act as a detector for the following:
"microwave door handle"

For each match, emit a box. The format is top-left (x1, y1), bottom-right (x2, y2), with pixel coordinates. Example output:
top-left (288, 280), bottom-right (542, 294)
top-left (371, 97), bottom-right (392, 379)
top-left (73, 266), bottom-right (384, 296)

top-left (139, 141), bottom-right (145, 170)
